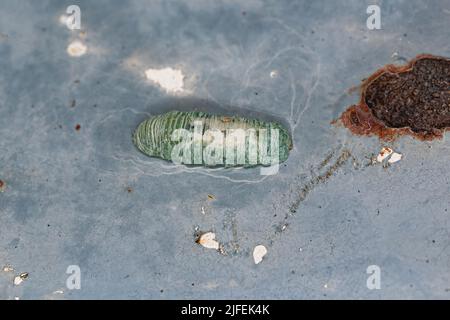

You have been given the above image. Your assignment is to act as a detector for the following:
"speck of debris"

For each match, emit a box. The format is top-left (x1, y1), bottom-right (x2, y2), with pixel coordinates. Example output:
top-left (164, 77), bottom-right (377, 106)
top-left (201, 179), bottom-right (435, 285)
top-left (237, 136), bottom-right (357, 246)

top-left (253, 245), bottom-right (268, 264)
top-left (207, 194), bottom-right (215, 200)
top-left (388, 152), bottom-right (403, 164)
top-left (2, 265), bottom-right (14, 272)
top-left (196, 232), bottom-right (220, 250)
top-left (376, 147), bottom-right (393, 162)
top-left (75, 124), bottom-right (81, 131)
top-left (13, 272), bottom-right (29, 286)
top-left (67, 41), bottom-right (87, 57)
top-left (71, 99), bottom-right (76, 108)
top-left (126, 187), bottom-right (133, 193)
top-left (0, 179), bottom-right (5, 192)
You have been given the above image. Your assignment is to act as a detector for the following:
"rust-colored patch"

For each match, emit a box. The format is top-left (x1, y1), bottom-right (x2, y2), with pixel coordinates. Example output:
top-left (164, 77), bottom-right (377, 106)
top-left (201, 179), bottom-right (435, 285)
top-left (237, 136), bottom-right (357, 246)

top-left (337, 54), bottom-right (450, 141)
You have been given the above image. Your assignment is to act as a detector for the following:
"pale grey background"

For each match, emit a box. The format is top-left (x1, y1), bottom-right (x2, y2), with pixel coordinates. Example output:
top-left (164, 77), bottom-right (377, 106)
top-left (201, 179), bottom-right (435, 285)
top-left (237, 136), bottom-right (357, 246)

top-left (0, 0), bottom-right (450, 299)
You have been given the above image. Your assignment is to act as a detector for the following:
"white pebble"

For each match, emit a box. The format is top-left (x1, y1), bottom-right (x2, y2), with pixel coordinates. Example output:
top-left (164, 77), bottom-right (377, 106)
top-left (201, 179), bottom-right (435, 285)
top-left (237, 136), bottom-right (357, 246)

top-left (388, 152), bottom-right (402, 164)
top-left (67, 41), bottom-right (87, 57)
top-left (376, 147), bottom-right (393, 162)
top-left (253, 245), bottom-right (268, 264)
top-left (197, 232), bottom-right (220, 250)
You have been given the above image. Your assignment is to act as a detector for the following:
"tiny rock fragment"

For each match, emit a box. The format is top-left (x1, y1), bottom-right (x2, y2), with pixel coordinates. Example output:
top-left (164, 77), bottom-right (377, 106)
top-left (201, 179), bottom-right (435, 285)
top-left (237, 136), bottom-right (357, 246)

top-left (388, 152), bottom-right (403, 164)
top-left (2, 265), bottom-right (14, 272)
top-left (67, 41), bottom-right (87, 57)
top-left (376, 147), bottom-right (393, 162)
top-left (253, 245), bottom-right (268, 264)
top-left (201, 206), bottom-right (206, 215)
top-left (207, 194), bottom-right (215, 200)
top-left (13, 273), bottom-right (28, 286)
top-left (270, 70), bottom-right (278, 78)
top-left (0, 179), bottom-right (5, 192)
top-left (196, 232), bottom-right (220, 250)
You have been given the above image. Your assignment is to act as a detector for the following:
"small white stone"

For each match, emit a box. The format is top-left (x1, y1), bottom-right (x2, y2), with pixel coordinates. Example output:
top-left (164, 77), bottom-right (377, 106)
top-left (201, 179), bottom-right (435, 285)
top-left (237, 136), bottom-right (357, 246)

top-left (270, 70), bottom-right (278, 78)
top-left (13, 272), bottom-right (28, 286)
top-left (67, 41), bottom-right (87, 57)
top-left (388, 152), bottom-right (402, 164)
top-left (376, 147), bottom-right (393, 162)
top-left (197, 232), bottom-right (220, 250)
top-left (253, 245), bottom-right (268, 264)
top-left (13, 276), bottom-right (23, 286)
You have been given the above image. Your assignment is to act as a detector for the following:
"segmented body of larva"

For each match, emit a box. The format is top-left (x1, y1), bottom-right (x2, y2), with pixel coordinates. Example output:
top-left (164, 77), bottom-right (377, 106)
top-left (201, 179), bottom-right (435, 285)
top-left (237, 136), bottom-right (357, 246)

top-left (133, 111), bottom-right (292, 167)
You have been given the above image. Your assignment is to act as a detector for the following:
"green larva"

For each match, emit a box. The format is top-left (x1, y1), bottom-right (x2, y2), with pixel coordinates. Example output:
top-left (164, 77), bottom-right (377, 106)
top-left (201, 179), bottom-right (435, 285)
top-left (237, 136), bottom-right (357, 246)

top-left (133, 111), bottom-right (292, 167)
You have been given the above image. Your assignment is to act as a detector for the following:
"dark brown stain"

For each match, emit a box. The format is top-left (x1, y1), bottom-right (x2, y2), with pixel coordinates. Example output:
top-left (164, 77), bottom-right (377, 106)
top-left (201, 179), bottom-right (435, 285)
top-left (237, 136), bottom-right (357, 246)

top-left (336, 54), bottom-right (450, 141)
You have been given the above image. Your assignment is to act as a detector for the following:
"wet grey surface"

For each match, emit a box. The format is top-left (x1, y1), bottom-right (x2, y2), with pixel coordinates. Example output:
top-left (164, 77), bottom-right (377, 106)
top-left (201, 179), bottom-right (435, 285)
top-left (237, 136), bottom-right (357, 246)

top-left (1, 0), bottom-right (450, 299)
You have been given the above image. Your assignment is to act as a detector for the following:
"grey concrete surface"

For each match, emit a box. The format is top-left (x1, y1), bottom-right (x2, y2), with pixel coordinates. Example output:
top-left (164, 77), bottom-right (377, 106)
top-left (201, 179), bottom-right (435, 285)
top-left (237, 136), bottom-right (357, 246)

top-left (0, 0), bottom-right (450, 299)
